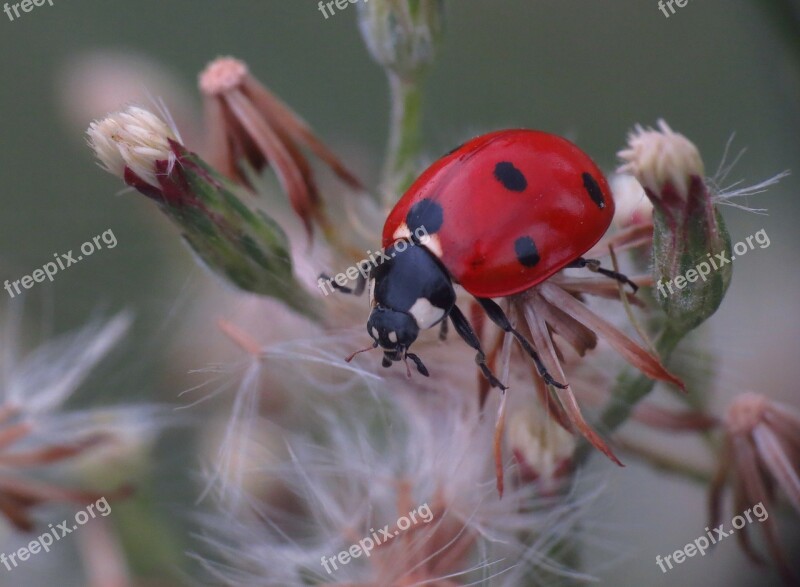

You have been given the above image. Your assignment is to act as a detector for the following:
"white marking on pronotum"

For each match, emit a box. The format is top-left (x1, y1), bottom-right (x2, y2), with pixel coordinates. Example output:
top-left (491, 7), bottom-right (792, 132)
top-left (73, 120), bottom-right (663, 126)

top-left (392, 223), bottom-right (442, 258)
top-left (408, 298), bottom-right (445, 330)
top-left (422, 233), bottom-right (443, 258)
top-left (392, 223), bottom-right (412, 242)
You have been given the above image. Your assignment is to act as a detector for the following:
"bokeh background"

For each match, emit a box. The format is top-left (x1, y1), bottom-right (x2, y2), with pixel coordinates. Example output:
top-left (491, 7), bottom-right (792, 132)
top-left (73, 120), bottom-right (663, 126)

top-left (0, 0), bottom-right (798, 585)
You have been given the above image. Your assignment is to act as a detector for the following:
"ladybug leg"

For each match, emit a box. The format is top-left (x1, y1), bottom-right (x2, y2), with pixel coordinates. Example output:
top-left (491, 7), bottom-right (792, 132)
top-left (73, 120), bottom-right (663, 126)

top-left (448, 305), bottom-right (508, 391)
top-left (438, 318), bottom-right (449, 341)
top-left (405, 352), bottom-right (430, 377)
top-left (318, 272), bottom-right (368, 295)
top-left (569, 258), bottom-right (639, 293)
top-left (475, 297), bottom-right (568, 390)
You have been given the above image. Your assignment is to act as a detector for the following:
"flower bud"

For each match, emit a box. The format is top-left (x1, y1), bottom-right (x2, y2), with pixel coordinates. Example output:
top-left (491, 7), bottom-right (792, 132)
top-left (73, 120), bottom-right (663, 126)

top-left (88, 106), bottom-right (316, 317)
top-left (618, 120), bottom-right (732, 334)
top-left (357, 0), bottom-right (445, 81)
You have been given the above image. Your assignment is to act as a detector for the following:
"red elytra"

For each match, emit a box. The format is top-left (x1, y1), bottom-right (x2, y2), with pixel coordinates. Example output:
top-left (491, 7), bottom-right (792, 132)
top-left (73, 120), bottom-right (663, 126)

top-left (382, 129), bottom-right (615, 298)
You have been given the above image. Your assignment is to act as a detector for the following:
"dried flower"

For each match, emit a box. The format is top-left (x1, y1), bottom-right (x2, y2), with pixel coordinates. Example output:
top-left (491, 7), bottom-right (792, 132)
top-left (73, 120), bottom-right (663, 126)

top-left (199, 56), bottom-right (363, 237)
top-left (195, 392), bottom-right (604, 586)
top-left (187, 319), bottom-right (377, 503)
top-left (500, 279), bottom-right (683, 465)
top-left (87, 105), bottom-right (316, 317)
top-left (709, 392), bottom-right (800, 584)
top-left (0, 313), bottom-right (164, 532)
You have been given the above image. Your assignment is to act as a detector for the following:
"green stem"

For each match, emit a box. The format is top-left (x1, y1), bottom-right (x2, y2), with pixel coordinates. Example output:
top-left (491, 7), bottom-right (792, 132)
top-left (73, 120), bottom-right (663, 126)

top-left (614, 437), bottom-right (714, 485)
top-left (575, 324), bottom-right (685, 464)
top-left (602, 324), bottom-right (684, 431)
top-left (381, 72), bottom-right (424, 207)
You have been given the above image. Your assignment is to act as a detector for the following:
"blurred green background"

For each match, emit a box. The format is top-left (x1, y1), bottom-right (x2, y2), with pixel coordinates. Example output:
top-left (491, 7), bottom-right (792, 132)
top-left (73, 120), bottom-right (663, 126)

top-left (0, 0), bottom-right (798, 585)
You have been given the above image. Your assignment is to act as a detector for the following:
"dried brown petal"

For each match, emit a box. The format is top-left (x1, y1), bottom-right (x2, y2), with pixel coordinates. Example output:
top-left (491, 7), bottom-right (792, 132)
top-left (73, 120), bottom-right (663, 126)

top-left (522, 298), bottom-right (622, 466)
top-left (538, 282), bottom-right (684, 391)
top-left (753, 425), bottom-right (800, 514)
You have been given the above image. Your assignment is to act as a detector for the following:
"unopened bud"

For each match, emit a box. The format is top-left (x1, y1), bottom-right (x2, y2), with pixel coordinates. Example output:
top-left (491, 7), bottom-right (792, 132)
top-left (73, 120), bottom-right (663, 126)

top-left (357, 0), bottom-right (445, 80)
top-left (618, 120), bottom-right (732, 334)
top-left (88, 106), bottom-right (316, 317)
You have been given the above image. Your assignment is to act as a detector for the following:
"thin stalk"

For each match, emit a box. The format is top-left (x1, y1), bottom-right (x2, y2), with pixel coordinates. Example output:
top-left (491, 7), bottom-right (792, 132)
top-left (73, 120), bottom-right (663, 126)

top-left (381, 72), bottom-right (424, 207)
top-left (603, 324), bottom-right (684, 430)
top-left (614, 436), bottom-right (715, 485)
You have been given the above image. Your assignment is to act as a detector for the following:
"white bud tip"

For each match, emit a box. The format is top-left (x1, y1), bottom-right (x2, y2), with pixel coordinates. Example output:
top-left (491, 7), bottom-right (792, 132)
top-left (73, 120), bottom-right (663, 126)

top-left (617, 119), bottom-right (705, 199)
top-left (87, 106), bottom-right (176, 189)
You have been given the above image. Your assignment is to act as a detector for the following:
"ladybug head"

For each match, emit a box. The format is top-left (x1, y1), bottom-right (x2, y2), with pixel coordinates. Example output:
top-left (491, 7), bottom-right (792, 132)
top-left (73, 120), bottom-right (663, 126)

top-left (345, 241), bottom-right (454, 378)
top-left (367, 306), bottom-right (420, 358)
top-left (364, 306), bottom-right (429, 377)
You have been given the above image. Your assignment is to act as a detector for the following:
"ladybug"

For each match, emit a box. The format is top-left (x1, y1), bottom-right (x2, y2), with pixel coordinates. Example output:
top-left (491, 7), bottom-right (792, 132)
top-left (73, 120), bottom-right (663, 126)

top-left (341, 129), bottom-right (636, 388)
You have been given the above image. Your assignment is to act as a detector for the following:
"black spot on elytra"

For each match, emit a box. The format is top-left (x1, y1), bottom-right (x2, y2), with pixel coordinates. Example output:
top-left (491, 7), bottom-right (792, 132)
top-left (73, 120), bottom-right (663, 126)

top-left (514, 236), bottom-right (540, 267)
top-left (582, 172), bottom-right (606, 209)
top-left (406, 198), bottom-right (444, 236)
top-left (494, 162), bottom-right (527, 192)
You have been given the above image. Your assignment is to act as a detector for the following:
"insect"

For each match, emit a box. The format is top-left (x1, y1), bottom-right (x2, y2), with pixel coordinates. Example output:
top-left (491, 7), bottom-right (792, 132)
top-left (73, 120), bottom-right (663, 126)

top-left (338, 129), bottom-right (636, 389)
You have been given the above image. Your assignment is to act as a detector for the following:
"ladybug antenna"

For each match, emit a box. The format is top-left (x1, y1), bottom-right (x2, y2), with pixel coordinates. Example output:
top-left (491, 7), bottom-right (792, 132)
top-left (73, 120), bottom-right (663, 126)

top-left (345, 341), bottom-right (379, 363)
top-left (401, 354), bottom-right (413, 378)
